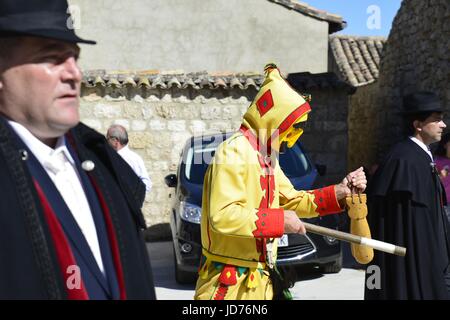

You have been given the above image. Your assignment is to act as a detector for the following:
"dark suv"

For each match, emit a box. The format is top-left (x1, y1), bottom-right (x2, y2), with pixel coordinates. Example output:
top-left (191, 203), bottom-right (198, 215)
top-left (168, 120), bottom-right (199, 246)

top-left (165, 132), bottom-right (342, 284)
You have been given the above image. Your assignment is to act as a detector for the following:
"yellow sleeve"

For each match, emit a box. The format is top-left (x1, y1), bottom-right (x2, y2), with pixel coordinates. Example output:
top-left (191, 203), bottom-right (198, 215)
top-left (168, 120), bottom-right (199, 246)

top-left (206, 140), bottom-right (284, 238)
top-left (277, 165), bottom-right (343, 218)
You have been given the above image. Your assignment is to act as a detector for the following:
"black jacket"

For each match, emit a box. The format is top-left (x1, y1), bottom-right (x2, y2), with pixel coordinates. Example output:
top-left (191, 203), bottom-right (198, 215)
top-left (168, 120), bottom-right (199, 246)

top-left (365, 138), bottom-right (450, 300)
top-left (0, 118), bottom-right (156, 299)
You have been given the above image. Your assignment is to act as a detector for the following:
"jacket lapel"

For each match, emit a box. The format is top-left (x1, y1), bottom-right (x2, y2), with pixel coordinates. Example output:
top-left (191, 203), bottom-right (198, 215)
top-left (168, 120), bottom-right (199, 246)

top-left (66, 140), bottom-right (121, 299)
top-left (20, 143), bottom-right (111, 294)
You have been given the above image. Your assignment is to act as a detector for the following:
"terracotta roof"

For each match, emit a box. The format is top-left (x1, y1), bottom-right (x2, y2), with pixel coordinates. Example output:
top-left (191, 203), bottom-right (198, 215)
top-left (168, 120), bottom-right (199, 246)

top-left (330, 35), bottom-right (386, 87)
top-left (81, 70), bottom-right (262, 90)
top-left (268, 0), bottom-right (346, 34)
top-left (82, 70), bottom-right (353, 93)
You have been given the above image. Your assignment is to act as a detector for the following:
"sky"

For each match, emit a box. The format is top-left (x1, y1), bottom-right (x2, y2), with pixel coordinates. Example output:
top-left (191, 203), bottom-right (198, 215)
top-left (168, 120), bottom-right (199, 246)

top-left (300, 0), bottom-right (403, 36)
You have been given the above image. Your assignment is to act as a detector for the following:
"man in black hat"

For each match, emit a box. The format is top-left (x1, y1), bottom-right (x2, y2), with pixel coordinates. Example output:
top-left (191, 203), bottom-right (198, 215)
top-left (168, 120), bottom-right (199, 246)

top-left (364, 91), bottom-right (450, 299)
top-left (0, 0), bottom-right (155, 299)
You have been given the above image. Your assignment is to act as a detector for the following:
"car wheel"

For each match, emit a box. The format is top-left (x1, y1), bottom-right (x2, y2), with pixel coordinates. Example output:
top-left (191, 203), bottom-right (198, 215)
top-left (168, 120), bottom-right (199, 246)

top-left (173, 245), bottom-right (197, 284)
top-left (320, 255), bottom-right (343, 274)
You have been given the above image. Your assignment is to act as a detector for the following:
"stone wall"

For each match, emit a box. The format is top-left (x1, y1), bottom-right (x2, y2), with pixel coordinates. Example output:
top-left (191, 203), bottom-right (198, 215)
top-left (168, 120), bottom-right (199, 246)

top-left (80, 85), bottom-right (254, 227)
top-left (80, 77), bottom-right (351, 227)
top-left (68, 0), bottom-right (331, 73)
top-left (348, 0), bottom-right (449, 168)
top-left (298, 89), bottom-right (350, 186)
top-left (347, 83), bottom-right (379, 171)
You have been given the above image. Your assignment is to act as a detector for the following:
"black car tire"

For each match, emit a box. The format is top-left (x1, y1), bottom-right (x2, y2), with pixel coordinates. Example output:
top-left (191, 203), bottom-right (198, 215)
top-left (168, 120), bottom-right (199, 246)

top-left (173, 245), bottom-right (198, 284)
top-left (320, 255), bottom-right (343, 274)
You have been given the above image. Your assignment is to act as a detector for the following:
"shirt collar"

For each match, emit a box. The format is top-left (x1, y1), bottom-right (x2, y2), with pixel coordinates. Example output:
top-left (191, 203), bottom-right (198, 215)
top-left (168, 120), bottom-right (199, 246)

top-left (117, 144), bottom-right (130, 155)
top-left (409, 136), bottom-right (434, 161)
top-left (7, 120), bottom-right (75, 166)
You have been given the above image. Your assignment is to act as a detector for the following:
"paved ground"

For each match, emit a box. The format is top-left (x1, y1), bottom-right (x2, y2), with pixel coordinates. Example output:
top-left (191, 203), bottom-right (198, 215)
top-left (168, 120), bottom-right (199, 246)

top-left (147, 241), bottom-right (366, 300)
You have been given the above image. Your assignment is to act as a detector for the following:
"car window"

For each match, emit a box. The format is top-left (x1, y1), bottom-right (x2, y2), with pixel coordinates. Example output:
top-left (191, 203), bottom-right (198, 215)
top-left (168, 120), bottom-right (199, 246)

top-left (184, 146), bottom-right (217, 184)
top-left (279, 144), bottom-right (311, 177)
top-left (184, 136), bottom-right (312, 184)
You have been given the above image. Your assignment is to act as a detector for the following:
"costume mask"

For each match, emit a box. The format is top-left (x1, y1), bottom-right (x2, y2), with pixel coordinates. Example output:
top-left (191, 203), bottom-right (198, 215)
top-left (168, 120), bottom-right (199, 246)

top-left (278, 113), bottom-right (308, 148)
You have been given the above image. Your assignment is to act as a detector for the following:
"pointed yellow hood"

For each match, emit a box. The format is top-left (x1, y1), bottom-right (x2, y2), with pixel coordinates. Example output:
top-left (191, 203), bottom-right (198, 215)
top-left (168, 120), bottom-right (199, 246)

top-left (241, 63), bottom-right (311, 151)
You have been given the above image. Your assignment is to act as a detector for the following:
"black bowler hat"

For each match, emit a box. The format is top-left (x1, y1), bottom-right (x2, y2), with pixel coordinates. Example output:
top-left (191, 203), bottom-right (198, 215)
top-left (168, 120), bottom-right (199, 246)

top-left (402, 91), bottom-right (443, 114)
top-left (0, 0), bottom-right (95, 44)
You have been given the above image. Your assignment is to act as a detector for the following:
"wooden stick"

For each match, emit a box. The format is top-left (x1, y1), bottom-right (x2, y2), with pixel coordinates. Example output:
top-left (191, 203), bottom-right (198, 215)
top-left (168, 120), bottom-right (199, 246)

top-left (303, 222), bottom-right (406, 257)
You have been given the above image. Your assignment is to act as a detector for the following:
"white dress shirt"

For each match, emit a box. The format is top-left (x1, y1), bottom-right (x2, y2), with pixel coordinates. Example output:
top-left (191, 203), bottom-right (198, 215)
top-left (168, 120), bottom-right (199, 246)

top-left (409, 136), bottom-right (434, 161)
top-left (117, 145), bottom-right (152, 193)
top-left (8, 120), bottom-right (105, 274)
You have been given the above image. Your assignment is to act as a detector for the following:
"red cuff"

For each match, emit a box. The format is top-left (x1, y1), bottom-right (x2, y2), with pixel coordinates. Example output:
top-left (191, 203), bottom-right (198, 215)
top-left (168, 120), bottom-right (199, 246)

top-left (252, 208), bottom-right (284, 238)
top-left (312, 185), bottom-right (342, 216)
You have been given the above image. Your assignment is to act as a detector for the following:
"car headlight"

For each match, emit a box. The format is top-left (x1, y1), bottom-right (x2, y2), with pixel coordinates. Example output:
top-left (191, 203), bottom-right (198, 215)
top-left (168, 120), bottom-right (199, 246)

top-left (180, 201), bottom-right (202, 224)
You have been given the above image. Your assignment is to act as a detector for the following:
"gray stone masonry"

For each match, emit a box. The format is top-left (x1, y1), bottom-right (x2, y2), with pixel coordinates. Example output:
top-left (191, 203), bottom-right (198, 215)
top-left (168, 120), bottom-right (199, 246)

top-left (80, 84), bottom-right (349, 227)
top-left (348, 0), bottom-right (449, 169)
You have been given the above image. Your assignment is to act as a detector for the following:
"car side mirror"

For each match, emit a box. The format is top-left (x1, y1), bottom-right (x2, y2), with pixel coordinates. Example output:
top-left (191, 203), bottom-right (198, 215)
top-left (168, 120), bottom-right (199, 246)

top-left (164, 174), bottom-right (178, 188)
top-left (316, 164), bottom-right (327, 176)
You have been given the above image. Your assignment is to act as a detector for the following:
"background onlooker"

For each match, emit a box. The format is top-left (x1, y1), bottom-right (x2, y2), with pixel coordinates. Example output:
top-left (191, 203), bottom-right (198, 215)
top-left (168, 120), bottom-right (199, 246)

top-left (434, 132), bottom-right (450, 221)
top-left (107, 124), bottom-right (152, 193)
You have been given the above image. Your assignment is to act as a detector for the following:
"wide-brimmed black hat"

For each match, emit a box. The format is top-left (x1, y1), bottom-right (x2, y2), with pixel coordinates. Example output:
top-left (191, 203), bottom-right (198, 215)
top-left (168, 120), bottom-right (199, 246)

top-left (402, 91), bottom-right (443, 114)
top-left (0, 0), bottom-right (95, 44)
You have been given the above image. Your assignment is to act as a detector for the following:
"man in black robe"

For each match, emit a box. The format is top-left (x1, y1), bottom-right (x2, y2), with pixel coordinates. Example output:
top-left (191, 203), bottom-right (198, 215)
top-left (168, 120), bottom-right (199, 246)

top-left (0, 0), bottom-right (155, 299)
top-left (365, 92), bottom-right (450, 300)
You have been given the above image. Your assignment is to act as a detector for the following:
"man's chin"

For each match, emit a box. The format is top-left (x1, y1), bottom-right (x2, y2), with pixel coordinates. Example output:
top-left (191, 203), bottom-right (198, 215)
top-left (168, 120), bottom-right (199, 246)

top-left (49, 119), bottom-right (80, 136)
top-left (54, 107), bottom-right (80, 129)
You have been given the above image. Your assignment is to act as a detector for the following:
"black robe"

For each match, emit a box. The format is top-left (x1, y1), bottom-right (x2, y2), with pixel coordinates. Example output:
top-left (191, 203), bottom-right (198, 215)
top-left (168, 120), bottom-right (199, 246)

top-left (0, 118), bottom-right (156, 299)
top-left (364, 138), bottom-right (450, 300)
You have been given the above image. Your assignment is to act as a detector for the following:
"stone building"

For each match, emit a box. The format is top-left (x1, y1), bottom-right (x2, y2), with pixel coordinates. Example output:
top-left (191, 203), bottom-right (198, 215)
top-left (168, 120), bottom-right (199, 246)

top-left (72, 0), bottom-right (356, 230)
top-left (76, 0), bottom-right (450, 230)
top-left (329, 35), bottom-right (387, 171)
top-left (69, 0), bottom-right (345, 73)
top-left (80, 70), bottom-right (353, 228)
top-left (337, 0), bottom-right (449, 170)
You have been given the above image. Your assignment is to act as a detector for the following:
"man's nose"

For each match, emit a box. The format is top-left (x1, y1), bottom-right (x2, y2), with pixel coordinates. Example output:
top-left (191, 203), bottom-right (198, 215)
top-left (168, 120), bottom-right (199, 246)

top-left (61, 56), bottom-right (82, 83)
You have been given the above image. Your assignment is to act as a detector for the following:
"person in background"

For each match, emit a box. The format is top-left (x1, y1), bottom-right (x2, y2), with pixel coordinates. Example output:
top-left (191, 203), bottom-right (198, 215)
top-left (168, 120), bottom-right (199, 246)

top-left (434, 132), bottom-right (450, 222)
top-left (0, 0), bottom-right (155, 299)
top-left (106, 124), bottom-right (152, 193)
top-left (365, 91), bottom-right (450, 300)
top-left (194, 64), bottom-right (366, 300)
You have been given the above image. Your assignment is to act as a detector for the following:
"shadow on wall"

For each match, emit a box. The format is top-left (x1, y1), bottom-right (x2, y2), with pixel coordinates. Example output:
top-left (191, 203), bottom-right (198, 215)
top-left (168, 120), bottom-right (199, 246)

top-left (143, 223), bottom-right (172, 242)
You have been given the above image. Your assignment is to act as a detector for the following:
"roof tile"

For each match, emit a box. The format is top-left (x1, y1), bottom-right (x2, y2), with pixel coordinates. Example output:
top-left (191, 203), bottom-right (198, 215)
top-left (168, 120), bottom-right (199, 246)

top-left (330, 35), bottom-right (386, 87)
top-left (82, 70), bottom-right (353, 93)
top-left (268, 0), bottom-right (346, 33)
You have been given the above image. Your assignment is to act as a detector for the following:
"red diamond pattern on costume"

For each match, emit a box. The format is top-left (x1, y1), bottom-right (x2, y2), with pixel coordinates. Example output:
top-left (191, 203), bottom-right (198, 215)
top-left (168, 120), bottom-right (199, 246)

top-left (256, 89), bottom-right (274, 117)
top-left (219, 265), bottom-right (237, 286)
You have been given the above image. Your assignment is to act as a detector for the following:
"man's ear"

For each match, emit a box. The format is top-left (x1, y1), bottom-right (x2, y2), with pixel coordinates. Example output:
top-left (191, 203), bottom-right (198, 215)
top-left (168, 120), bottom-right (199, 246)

top-left (413, 119), bottom-right (422, 132)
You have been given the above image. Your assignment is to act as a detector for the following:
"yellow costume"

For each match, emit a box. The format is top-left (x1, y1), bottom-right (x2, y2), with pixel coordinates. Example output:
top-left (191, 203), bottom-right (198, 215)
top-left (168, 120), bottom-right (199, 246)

top-left (194, 64), bottom-right (343, 300)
